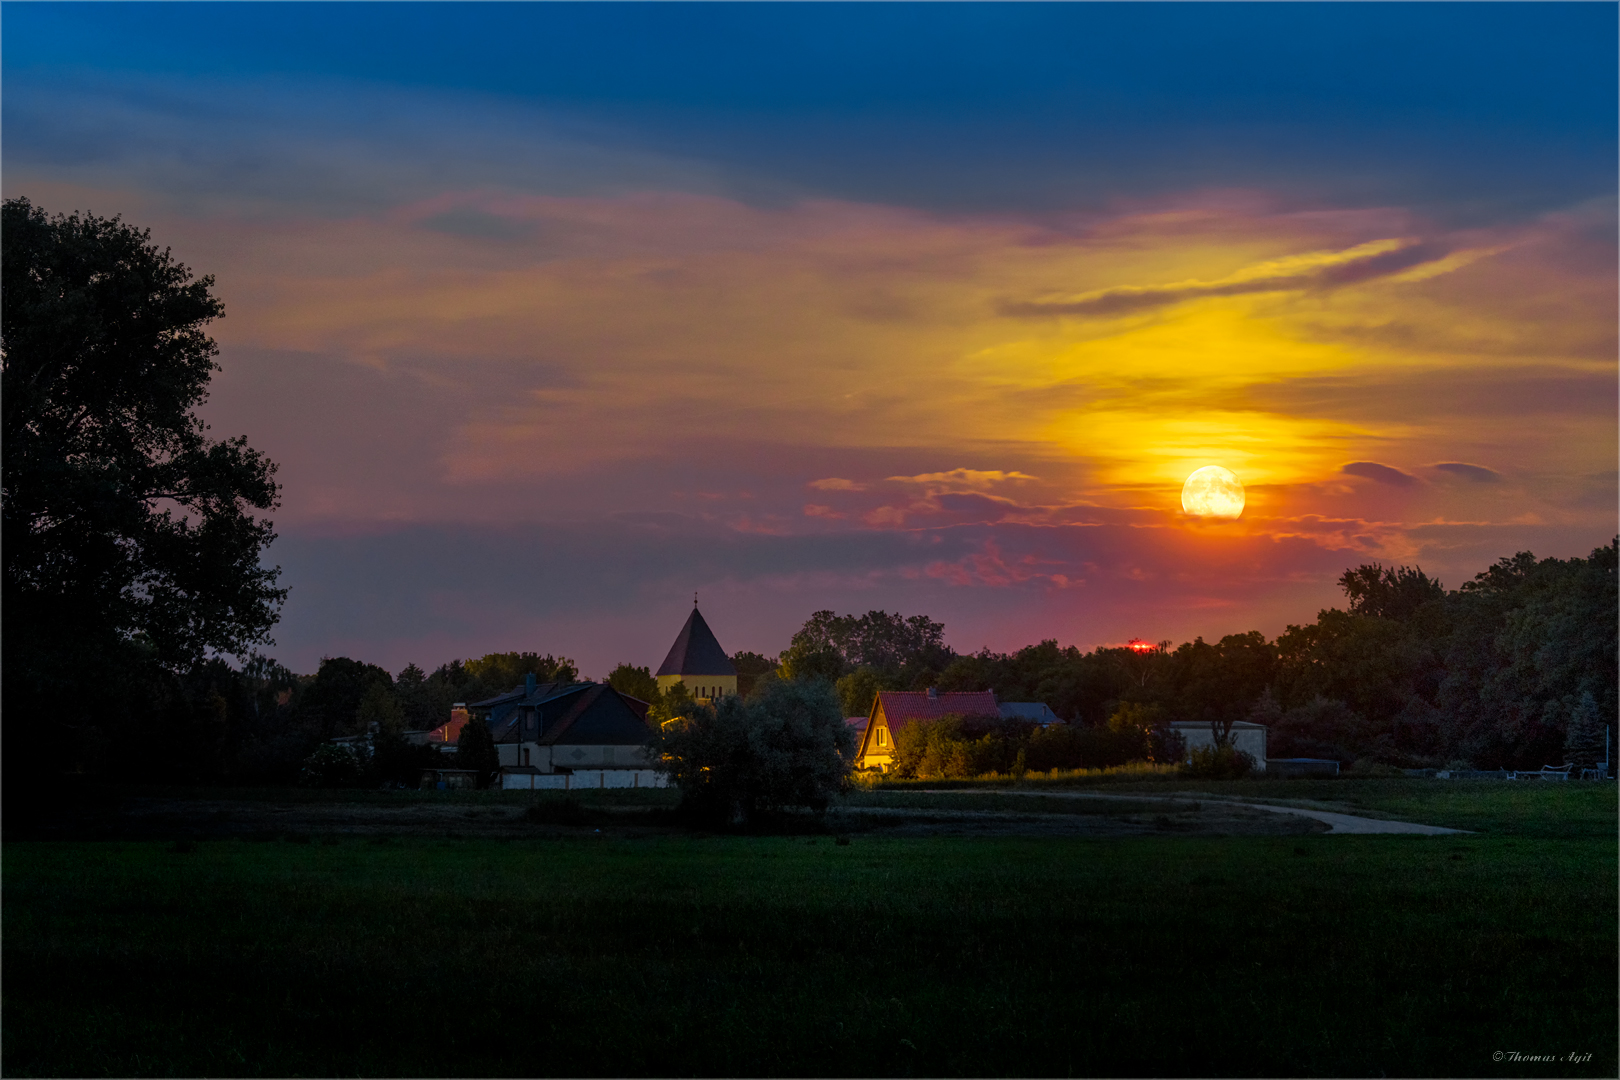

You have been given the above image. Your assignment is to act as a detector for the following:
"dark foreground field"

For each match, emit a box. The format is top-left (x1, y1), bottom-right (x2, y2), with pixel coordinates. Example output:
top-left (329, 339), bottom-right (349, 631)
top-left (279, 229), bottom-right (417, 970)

top-left (4, 781), bottom-right (1615, 1077)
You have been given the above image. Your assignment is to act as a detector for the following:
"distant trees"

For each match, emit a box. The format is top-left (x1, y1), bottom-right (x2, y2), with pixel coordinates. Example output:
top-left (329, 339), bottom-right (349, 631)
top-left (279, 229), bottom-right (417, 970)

top-left (606, 663), bottom-right (660, 702)
top-left (730, 650), bottom-right (778, 699)
top-left (866, 541), bottom-right (1615, 774)
top-left (778, 610), bottom-right (956, 722)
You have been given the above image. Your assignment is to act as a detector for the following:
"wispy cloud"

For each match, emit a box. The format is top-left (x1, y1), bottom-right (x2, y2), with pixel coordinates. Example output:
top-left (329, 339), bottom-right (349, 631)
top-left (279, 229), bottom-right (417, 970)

top-left (886, 469), bottom-right (1038, 489)
top-left (1341, 462), bottom-right (1420, 487)
top-left (997, 238), bottom-right (1496, 317)
top-left (1432, 462), bottom-right (1503, 483)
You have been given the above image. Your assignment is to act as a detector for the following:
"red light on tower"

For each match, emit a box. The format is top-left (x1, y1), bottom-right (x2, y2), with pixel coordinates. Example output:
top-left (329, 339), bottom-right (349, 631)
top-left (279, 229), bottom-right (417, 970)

top-left (1127, 639), bottom-right (1156, 654)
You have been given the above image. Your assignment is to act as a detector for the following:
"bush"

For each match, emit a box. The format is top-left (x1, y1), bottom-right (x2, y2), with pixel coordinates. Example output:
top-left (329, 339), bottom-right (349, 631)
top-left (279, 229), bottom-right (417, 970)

top-left (298, 743), bottom-right (362, 787)
top-left (650, 678), bottom-right (851, 825)
top-left (1180, 745), bottom-right (1256, 780)
top-left (371, 728), bottom-right (442, 787)
top-left (1024, 723), bottom-right (1150, 772)
top-left (890, 713), bottom-right (1034, 779)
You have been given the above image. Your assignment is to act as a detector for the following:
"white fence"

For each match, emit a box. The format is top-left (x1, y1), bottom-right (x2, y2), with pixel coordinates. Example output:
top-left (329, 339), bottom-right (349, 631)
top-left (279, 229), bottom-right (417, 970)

top-left (500, 769), bottom-right (667, 791)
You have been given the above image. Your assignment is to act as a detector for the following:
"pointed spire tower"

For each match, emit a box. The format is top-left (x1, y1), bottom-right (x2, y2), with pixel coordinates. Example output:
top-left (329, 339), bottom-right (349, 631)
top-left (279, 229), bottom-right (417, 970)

top-left (656, 602), bottom-right (738, 703)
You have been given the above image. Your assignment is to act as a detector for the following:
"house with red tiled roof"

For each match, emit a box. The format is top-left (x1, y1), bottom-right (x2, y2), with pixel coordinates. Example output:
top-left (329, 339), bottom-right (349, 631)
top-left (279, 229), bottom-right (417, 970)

top-left (854, 688), bottom-right (1001, 772)
top-left (424, 706), bottom-right (471, 750)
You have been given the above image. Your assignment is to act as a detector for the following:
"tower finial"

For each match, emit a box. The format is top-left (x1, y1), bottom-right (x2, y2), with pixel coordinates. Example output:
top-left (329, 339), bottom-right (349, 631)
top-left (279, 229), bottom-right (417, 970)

top-left (694, 591), bottom-right (698, 608)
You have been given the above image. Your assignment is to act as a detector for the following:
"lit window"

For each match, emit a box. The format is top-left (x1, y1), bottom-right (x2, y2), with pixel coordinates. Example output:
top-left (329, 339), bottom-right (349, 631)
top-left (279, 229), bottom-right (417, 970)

top-left (877, 728), bottom-right (886, 747)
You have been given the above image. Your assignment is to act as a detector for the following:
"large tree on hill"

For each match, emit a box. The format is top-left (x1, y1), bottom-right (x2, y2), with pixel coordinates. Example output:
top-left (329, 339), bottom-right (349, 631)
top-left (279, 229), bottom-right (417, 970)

top-left (2, 198), bottom-right (284, 747)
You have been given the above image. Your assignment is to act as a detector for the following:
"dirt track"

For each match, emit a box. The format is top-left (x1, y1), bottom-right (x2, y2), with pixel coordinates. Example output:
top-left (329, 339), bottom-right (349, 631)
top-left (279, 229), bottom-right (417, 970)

top-left (16, 792), bottom-right (1333, 841)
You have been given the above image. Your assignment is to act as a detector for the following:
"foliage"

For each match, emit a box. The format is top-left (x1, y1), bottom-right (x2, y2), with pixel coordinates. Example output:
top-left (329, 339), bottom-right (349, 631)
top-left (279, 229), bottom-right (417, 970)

top-left (1338, 563), bottom-right (1446, 620)
top-left (462, 652), bottom-right (578, 693)
top-left (370, 728), bottom-right (442, 787)
top-left (2, 197), bottom-right (285, 782)
top-left (454, 716), bottom-right (501, 789)
top-left (730, 650), bottom-right (778, 699)
top-left (776, 645), bottom-right (846, 684)
top-left (297, 657), bottom-right (394, 739)
top-left (1563, 692), bottom-right (1606, 768)
top-left (650, 678), bottom-right (851, 824)
top-left (646, 681), bottom-right (694, 727)
top-left (605, 663), bottom-right (660, 703)
top-left (1269, 697), bottom-right (1372, 761)
top-left (779, 609), bottom-right (952, 687)
top-left (393, 663), bottom-right (443, 731)
top-left (1180, 744), bottom-right (1256, 780)
top-left (835, 665), bottom-right (886, 718)
top-left (299, 743), bottom-right (363, 788)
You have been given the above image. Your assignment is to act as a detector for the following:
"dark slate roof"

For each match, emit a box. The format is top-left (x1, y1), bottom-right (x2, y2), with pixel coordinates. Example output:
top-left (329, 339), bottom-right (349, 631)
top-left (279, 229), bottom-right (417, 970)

top-left (656, 607), bottom-right (737, 677)
top-left (485, 683), bottom-right (652, 748)
top-left (999, 702), bottom-right (1057, 724)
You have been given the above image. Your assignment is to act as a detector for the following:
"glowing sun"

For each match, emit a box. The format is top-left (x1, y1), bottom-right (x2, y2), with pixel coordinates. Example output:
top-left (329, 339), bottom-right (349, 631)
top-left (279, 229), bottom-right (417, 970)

top-left (1181, 465), bottom-right (1245, 519)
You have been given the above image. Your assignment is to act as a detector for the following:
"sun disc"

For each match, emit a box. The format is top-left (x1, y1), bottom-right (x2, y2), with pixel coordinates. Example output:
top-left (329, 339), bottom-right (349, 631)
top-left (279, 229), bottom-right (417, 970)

top-left (1181, 465), bottom-right (1245, 519)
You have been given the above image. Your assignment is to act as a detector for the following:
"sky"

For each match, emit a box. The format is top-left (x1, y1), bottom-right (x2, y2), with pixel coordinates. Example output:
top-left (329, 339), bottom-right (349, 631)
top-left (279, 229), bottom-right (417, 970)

top-left (5, 2), bottom-right (1616, 679)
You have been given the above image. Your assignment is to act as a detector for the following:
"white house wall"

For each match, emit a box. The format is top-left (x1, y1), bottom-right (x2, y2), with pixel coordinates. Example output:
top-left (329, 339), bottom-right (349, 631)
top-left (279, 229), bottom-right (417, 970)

top-left (498, 742), bottom-right (652, 772)
top-left (1174, 725), bottom-right (1268, 770)
top-left (500, 769), bottom-right (668, 790)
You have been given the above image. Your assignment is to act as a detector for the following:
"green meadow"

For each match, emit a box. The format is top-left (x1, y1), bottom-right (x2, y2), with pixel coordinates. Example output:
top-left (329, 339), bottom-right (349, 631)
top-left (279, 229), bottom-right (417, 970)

top-left (4, 781), bottom-right (1615, 1077)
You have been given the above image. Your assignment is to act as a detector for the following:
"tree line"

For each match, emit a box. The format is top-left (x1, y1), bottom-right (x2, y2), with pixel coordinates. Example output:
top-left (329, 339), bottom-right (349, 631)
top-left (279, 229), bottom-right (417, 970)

top-left (5, 197), bottom-right (1612, 797)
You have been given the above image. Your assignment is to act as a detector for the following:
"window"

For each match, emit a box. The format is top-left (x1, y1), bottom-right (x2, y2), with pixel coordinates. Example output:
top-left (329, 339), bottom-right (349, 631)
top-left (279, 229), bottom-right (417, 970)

top-left (877, 727), bottom-right (886, 747)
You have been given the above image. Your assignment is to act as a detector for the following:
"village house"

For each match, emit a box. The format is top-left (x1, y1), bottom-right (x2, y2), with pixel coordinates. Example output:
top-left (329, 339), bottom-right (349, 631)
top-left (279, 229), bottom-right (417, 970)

top-left (419, 673), bottom-right (663, 789)
top-left (854, 688), bottom-right (1002, 772)
top-left (852, 689), bottom-right (1063, 771)
top-left (655, 603), bottom-right (737, 703)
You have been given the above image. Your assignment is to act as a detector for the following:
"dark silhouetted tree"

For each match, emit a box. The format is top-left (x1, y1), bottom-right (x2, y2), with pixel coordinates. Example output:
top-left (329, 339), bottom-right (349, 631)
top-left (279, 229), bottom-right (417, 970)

top-left (2, 197), bottom-right (284, 784)
top-left (454, 715), bottom-right (500, 788)
top-left (650, 678), bottom-right (851, 825)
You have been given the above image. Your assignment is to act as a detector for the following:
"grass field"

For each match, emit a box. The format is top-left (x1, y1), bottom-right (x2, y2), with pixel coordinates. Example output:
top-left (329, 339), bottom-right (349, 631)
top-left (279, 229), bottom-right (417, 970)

top-left (4, 780), bottom-right (1615, 1077)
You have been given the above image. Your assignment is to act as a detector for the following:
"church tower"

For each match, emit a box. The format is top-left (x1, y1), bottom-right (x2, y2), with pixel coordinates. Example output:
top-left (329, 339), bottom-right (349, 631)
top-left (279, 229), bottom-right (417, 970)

top-left (656, 602), bottom-right (738, 703)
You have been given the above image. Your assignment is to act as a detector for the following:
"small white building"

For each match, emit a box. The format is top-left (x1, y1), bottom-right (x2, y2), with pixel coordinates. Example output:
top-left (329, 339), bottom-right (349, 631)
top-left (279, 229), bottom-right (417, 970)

top-left (1171, 720), bottom-right (1268, 772)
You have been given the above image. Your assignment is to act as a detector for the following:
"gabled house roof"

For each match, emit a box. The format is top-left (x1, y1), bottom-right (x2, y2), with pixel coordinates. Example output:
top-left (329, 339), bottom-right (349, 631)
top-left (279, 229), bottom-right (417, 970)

top-left (656, 606), bottom-right (736, 677)
top-left (857, 690), bottom-right (1000, 763)
top-left (875, 690), bottom-right (1000, 729)
top-left (484, 683), bottom-right (652, 748)
top-left (427, 709), bottom-right (470, 745)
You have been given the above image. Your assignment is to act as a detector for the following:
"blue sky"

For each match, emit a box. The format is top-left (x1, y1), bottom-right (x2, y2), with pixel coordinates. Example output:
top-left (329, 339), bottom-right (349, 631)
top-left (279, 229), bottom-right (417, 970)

top-left (5, 3), bottom-right (1615, 678)
top-left (9, 3), bottom-right (1615, 215)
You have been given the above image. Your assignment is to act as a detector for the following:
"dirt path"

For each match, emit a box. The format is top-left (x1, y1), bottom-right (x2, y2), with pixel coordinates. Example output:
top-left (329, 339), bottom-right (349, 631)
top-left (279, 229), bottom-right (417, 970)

top-left (919, 789), bottom-right (1468, 835)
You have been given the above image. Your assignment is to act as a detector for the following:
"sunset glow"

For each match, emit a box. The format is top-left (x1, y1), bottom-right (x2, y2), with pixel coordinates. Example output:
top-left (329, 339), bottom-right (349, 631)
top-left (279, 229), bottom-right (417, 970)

top-left (6, 5), bottom-right (1612, 675)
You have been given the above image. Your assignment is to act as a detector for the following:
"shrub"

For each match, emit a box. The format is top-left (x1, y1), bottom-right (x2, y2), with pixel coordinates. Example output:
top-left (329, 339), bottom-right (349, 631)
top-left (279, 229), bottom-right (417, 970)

top-left (1024, 724), bottom-right (1148, 772)
top-left (298, 743), bottom-right (362, 787)
top-left (650, 678), bottom-right (852, 825)
top-left (1180, 745), bottom-right (1256, 780)
top-left (371, 728), bottom-right (442, 787)
top-left (890, 714), bottom-right (1032, 779)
